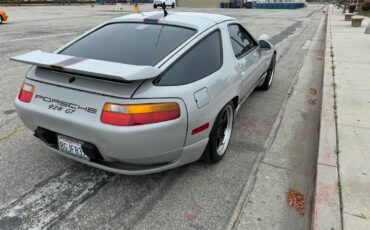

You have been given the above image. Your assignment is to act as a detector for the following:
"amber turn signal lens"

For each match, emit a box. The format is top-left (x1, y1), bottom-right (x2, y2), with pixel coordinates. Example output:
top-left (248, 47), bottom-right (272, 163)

top-left (101, 102), bottom-right (180, 126)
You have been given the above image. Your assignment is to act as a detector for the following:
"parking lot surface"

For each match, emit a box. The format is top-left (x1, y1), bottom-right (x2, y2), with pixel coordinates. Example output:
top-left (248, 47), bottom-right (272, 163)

top-left (0, 4), bottom-right (323, 229)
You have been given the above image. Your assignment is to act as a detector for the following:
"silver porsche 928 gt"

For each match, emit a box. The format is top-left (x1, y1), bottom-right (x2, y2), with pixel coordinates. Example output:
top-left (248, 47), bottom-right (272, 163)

top-left (12, 11), bottom-right (276, 175)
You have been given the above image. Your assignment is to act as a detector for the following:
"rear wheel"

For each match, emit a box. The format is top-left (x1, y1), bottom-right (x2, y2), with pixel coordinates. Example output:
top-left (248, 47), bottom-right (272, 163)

top-left (257, 53), bottom-right (276, 91)
top-left (171, 3), bottom-right (175, 8)
top-left (154, 4), bottom-right (157, 8)
top-left (201, 102), bottom-right (234, 163)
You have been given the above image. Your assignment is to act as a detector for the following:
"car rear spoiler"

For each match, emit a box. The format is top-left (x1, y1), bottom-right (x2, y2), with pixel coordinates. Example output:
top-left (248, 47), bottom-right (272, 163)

top-left (10, 50), bottom-right (161, 82)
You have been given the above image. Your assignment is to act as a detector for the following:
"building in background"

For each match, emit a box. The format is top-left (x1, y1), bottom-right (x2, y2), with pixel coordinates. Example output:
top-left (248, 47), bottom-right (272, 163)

top-left (177, 0), bottom-right (221, 8)
top-left (176, 0), bottom-right (306, 8)
top-left (255, 0), bottom-right (306, 9)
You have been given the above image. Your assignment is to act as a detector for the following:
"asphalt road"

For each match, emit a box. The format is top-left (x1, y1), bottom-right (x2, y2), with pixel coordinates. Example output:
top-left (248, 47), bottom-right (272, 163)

top-left (0, 4), bottom-right (324, 229)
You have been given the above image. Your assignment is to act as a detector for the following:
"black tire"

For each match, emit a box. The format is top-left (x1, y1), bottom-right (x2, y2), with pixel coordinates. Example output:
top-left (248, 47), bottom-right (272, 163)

top-left (0, 17), bottom-right (3, 24)
top-left (201, 102), bottom-right (234, 163)
top-left (154, 4), bottom-right (157, 8)
top-left (171, 3), bottom-right (175, 8)
top-left (257, 53), bottom-right (276, 91)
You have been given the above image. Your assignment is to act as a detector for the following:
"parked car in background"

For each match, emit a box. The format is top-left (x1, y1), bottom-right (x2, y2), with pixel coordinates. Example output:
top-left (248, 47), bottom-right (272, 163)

top-left (154, 0), bottom-right (175, 8)
top-left (0, 9), bottom-right (8, 24)
top-left (229, 0), bottom-right (242, 8)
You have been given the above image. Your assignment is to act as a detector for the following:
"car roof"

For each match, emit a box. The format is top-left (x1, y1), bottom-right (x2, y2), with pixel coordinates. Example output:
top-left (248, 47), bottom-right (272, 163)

top-left (111, 11), bottom-right (236, 32)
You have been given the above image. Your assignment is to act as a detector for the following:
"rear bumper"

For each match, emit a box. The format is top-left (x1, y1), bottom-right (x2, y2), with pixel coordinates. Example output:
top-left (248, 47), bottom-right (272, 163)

top-left (45, 138), bottom-right (207, 175)
top-left (15, 79), bottom-right (206, 174)
top-left (31, 126), bottom-right (207, 175)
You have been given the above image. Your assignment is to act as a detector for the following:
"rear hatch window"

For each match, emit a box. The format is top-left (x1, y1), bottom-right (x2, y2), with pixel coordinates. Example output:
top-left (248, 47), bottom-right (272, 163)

top-left (60, 23), bottom-right (196, 66)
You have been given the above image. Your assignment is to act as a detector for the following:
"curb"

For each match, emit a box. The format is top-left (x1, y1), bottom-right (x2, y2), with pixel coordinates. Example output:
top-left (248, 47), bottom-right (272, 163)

top-left (312, 5), bottom-right (342, 230)
top-left (225, 8), bottom-right (323, 229)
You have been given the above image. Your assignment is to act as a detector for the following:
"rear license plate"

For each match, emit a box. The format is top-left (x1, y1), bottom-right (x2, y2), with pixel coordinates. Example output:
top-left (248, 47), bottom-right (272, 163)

top-left (57, 135), bottom-right (89, 160)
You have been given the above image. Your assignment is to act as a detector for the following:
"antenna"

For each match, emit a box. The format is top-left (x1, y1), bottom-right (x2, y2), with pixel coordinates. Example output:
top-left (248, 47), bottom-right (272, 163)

top-left (161, 2), bottom-right (168, 17)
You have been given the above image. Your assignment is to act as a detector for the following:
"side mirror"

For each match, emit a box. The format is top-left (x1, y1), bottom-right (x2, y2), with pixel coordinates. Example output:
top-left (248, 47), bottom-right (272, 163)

top-left (258, 34), bottom-right (272, 50)
top-left (259, 40), bottom-right (272, 50)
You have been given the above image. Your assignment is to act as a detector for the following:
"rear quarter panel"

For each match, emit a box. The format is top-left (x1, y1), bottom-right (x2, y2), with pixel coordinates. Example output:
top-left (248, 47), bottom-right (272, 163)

top-left (133, 25), bottom-right (241, 147)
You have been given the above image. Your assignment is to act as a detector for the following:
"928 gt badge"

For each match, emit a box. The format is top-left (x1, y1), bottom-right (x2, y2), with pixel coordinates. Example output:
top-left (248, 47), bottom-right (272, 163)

top-left (35, 94), bottom-right (98, 114)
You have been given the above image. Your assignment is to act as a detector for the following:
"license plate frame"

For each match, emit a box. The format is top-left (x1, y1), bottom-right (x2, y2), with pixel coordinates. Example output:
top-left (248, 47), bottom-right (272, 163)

top-left (57, 135), bottom-right (89, 160)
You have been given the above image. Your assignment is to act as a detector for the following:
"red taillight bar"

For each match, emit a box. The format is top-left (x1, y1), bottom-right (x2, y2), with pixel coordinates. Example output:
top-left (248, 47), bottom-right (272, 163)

top-left (18, 83), bottom-right (35, 103)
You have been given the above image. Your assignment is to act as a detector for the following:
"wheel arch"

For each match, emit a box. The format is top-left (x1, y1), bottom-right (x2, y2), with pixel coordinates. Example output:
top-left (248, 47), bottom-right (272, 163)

top-left (231, 96), bottom-right (239, 110)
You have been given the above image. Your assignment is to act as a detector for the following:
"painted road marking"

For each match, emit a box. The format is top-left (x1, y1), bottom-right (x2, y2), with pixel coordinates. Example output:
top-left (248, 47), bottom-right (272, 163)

top-left (0, 165), bottom-right (113, 230)
top-left (302, 40), bottom-right (312, 49)
top-left (0, 33), bottom-right (76, 43)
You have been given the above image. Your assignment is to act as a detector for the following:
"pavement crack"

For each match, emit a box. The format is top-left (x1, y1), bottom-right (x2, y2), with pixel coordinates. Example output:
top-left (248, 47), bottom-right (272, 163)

top-left (261, 161), bottom-right (301, 174)
top-left (329, 25), bottom-right (344, 230)
top-left (343, 211), bottom-right (369, 220)
top-left (337, 122), bottom-right (370, 131)
top-left (317, 162), bottom-right (336, 168)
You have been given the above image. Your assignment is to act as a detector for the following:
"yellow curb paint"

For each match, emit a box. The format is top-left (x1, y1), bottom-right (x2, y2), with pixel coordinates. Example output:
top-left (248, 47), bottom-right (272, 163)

top-left (0, 125), bottom-right (26, 141)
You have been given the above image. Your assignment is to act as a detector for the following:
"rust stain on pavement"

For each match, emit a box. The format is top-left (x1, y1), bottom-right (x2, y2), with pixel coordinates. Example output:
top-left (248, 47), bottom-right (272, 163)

top-left (0, 125), bottom-right (25, 141)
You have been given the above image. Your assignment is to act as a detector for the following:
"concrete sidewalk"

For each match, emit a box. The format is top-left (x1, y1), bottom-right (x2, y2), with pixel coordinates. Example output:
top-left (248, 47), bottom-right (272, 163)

top-left (314, 5), bottom-right (370, 230)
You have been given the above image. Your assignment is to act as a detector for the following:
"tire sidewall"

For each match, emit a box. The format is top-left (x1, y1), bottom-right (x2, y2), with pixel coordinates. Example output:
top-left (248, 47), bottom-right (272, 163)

top-left (267, 54), bottom-right (276, 88)
top-left (207, 103), bottom-right (234, 162)
top-left (258, 53), bottom-right (276, 91)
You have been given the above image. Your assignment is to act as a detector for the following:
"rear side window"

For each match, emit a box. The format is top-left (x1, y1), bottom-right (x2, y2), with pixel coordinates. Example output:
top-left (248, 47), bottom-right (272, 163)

top-left (156, 30), bottom-right (223, 86)
top-left (228, 24), bottom-right (256, 58)
top-left (61, 23), bottom-right (195, 66)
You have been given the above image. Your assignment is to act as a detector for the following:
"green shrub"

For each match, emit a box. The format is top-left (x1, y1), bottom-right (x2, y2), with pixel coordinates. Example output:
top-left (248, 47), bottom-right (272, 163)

top-left (361, 0), bottom-right (370, 11)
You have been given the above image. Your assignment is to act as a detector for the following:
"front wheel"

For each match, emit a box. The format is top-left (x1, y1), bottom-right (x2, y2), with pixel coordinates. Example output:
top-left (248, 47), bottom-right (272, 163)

top-left (0, 17), bottom-right (3, 24)
top-left (171, 3), bottom-right (175, 8)
top-left (201, 102), bottom-right (234, 163)
top-left (257, 53), bottom-right (276, 91)
top-left (154, 4), bottom-right (157, 8)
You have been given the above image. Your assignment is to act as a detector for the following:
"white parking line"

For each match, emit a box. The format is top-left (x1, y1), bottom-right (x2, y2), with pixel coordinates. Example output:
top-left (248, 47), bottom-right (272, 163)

top-left (0, 32), bottom-right (23, 35)
top-left (0, 166), bottom-right (112, 229)
top-left (0, 32), bottom-right (76, 43)
top-left (301, 40), bottom-right (312, 49)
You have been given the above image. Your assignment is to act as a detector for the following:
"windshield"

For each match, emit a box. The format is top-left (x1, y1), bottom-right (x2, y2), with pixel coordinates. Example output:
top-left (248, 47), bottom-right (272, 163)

top-left (61, 23), bottom-right (196, 66)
